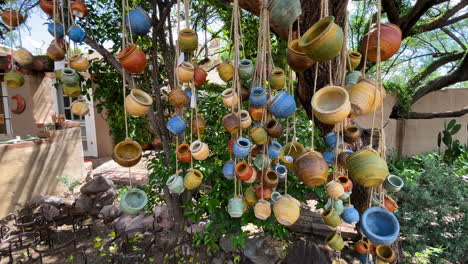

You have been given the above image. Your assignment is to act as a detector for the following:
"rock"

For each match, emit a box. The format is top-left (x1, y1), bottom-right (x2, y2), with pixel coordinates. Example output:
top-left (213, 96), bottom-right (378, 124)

top-left (153, 205), bottom-right (174, 231)
top-left (142, 215), bottom-right (163, 231)
top-left (31, 196), bottom-right (65, 207)
top-left (186, 221), bottom-right (207, 234)
top-left (125, 214), bottom-right (146, 235)
top-left (220, 235), bottom-right (235, 253)
top-left (98, 205), bottom-right (121, 221)
top-left (113, 215), bottom-right (135, 233)
top-left (244, 234), bottom-right (286, 264)
top-left (72, 194), bottom-right (93, 215)
top-left (93, 188), bottom-right (118, 209)
top-left (39, 204), bottom-right (60, 221)
top-left (211, 252), bottom-right (227, 264)
top-left (80, 175), bottom-right (114, 195)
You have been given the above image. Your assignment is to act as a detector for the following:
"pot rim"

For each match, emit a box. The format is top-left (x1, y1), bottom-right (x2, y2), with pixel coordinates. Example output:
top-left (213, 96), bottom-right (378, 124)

top-left (130, 88), bottom-right (153, 106)
top-left (179, 61), bottom-right (195, 71)
top-left (69, 53), bottom-right (84, 62)
top-left (114, 139), bottom-right (142, 161)
top-left (311, 85), bottom-right (349, 114)
top-left (288, 39), bottom-right (308, 56)
top-left (189, 169), bottom-right (203, 179)
top-left (299, 16), bottom-right (336, 48)
top-left (236, 137), bottom-right (251, 148)
top-left (179, 28), bottom-right (196, 35)
top-left (239, 110), bottom-right (250, 120)
top-left (177, 143), bottom-right (190, 154)
top-left (239, 58), bottom-right (253, 67)
top-left (361, 206), bottom-right (400, 242)
top-left (121, 188), bottom-right (148, 209)
top-left (386, 174), bottom-right (404, 187)
top-left (62, 67), bottom-right (76, 75)
top-left (271, 67), bottom-right (285, 76)
top-left (270, 141), bottom-right (282, 150)
top-left (275, 164), bottom-right (287, 174)
top-left (295, 150), bottom-right (324, 161)
top-left (189, 140), bottom-right (205, 153)
top-left (117, 43), bottom-right (138, 61)
top-left (348, 51), bottom-right (362, 58)
top-left (345, 125), bottom-right (359, 133)
top-left (376, 245), bottom-right (396, 261)
top-left (222, 88), bottom-right (235, 97)
top-left (325, 231), bottom-right (340, 242)
top-left (235, 161), bottom-right (250, 173)
top-left (166, 174), bottom-right (180, 186)
top-left (251, 86), bottom-right (266, 96)
top-left (265, 169), bottom-right (278, 181)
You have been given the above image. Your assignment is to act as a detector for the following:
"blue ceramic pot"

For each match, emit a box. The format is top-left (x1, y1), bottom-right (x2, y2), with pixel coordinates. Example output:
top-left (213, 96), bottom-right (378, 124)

top-left (184, 89), bottom-right (199, 108)
top-left (341, 205), bottom-right (360, 224)
top-left (268, 90), bottom-right (296, 118)
top-left (361, 206), bottom-right (400, 245)
top-left (270, 191), bottom-right (281, 203)
top-left (268, 141), bottom-right (282, 159)
top-left (238, 59), bottom-right (254, 81)
top-left (359, 254), bottom-right (373, 264)
top-left (125, 6), bottom-right (152, 36)
top-left (47, 23), bottom-right (64, 38)
top-left (167, 115), bottom-right (186, 135)
top-left (223, 160), bottom-right (236, 180)
top-left (166, 174), bottom-right (185, 194)
top-left (323, 151), bottom-right (335, 165)
top-left (249, 87), bottom-right (267, 107)
top-left (324, 131), bottom-right (343, 148)
top-left (68, 26), bottom-right (86, 43)
top-left (119, 188), bottom-right (148, 215)
top-left (274, 164), bottom-right (287, 181)
top-left (228, 197), bottom-right (244, 218)
top-left (233, 137), bottom-right (252, 158)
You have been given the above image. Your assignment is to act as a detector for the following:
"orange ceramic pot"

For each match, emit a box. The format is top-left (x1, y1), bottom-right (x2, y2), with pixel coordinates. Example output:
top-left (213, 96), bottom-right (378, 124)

top-left (168, 87), bottom-right (190, 109)
top-left (294, 151), bottom-right (329, 187)
top-left (239, 110), bottom-right (252, 129)
top-left (193, 67), bottom-right (207, 86)
top-left (235, 161), bottom-right (254, 182)
top-left (71, 0), bottom-right (88, 18)
top-left (222, 113), bottom-right (241, 134)
top-left (354, 240), bottom-right (369, 254)
top-left (263, 170), bottom-right (279, 188)
top-left (176, 143), bottom-right (191, 163)
top-left (228, 136), bottom-right (237, 154)
top-left (117, 44), bottom-right (147, 73)
top-left (337, 174), bottom-right (353, 192)
top-left (384, 195), bottom-right (398, 212)
top-left (325, 181), bottom-right (345, 199)
top-left (255, 185), bottom-right (272, 200)
top-left (265, 119), bottom-right (283, 138)
top-left (360, 23), bottom-right (402, 63)
top-left (249, 105), bottom-right (264, 121)
top-left (191, 114), bottom-right (206, 135)
top-left (344, 125), bottom-right (361, 144)
top-left (1, 9), bottom-right (24, 27)
top-left (40, 0), bottom-right (58, 15)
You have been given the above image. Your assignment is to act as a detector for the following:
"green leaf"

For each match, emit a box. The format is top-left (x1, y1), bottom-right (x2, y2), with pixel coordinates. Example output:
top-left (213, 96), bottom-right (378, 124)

top-left (442, 130), bottom-right (452, 147)
top-left (446, 119), bottom-right (456, 130)
top-left (450, 124), bottom-right (461, 135)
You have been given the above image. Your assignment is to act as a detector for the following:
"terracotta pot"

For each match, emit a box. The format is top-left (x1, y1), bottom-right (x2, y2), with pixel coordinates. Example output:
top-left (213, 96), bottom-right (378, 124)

top-left (299, 16), bottom-right (344, 62)
top-left (240, 85), bottom-right (250, 102)
top-left (251, 144), bottom-right (264, 158)
top-left (176, 62), bottom-right (195, 83)
top-left (222, 88), bottom-right (239, 109)
top-left (176, 143), bottom-right (191, 163)
top-left (178, 28), bottom-right (198, 53)
top-left (125, 89), bottom-right (153, 116)
top-left (360, 23), bottom-right (402, 63)
top-left (347, 51), bottom-right (362, 70)
top-left (13, 48), bottom-right (33, 66)
top-left (10, 95), bottom-right (26, 114)
top-left (222, 113), bottom-right (241, 134)
top-left (184, 169), bottom-right (203, 190)
top-left (265, 119), bottom-right (283, 138)
top-left (384, 195), bottom-right (398, 212)
top-left (294, 151), bottom-right (328, 187)
top-left (325, 231), bottom-right (345, 251)
top-left (337, 174), bottom-right (353, 192)
top-left (120, 188), bottom-right (148, 215)
top-left (152, 138), bottom-right (163, 150)
top-left (280, 141), bottom-right (305, 160)
top-left (337, 151), bottom-right (349, 169)
top-left (69, 54), bottom-right (90, 72)
top-left (268, 67), bottom-right (286, 91)
top-left (117, 44), bottom-right (147, 73)
top-left (40, 0), bottom-right (58, 15)
top-left (245, 187), bottom-right (258, 206)
top-left (347, 149), bottom-right (389, 187)
top-left (354, 240), bottom-right (369, 254)
top-left (191, 114), bottom-right (206, 135)
top-left (255, 185), bottom-right (272, 200)
top-left (368, 241), bottom-right (377, 255)
top-left (70, 100), bottom-right (90, 116)
top-left (239, 110), bottom-right (252, 129)
top-left (228, 197), bottom-right (244, 218)
top-left (254, 199), bottom-right (271, 220)
top-left (376, 245), bottom-right (396, 262)
top-left (71, 0), bottom-right (88, 18)
top-left (344, 125), bottom-right (361, 144)
top-left (287, 39), bottom-right (314, 72)
top-left (193, 67), bottom-right (207, 86)
top-left (166, 174), bottom-right (185, 194)
top-left (114, 139), bottom-right (142, 167)
top-left (273, 195), bottom-right (301, 226)
top-left (349, 78), bottom-right (386, 116)
top-left (326, 180), bottom-right (345, 199)
top-left (63, 84), bottom-right (81, 97)
top-left (248, 105), bottom-right (264, 121)
top-left (217, 62), bottom-right (234, 82)
top-left (312, 86), bottom-right (351, 125)
top-left (263, 170), bottom-right (279, 188)
top-left (245, 168), bottom-right (257, 184)
top-left (235, 161), bottom-right (254, 182)
top-left (189, 140), bottom-right (209, 161)
top-left (250, 125), bottom-right (268, 145)
top-left (228, 136), bottom-right (237, 154)
top-left (268, 0), bottom-right (302, 27)
top-left (4, 71), bottom-right (25, 88)
top-left (47, 39), bottom-right (67, 61)
top-left (1, 9), bottom-right (24, 27)
top-left (168, 87), bottom-right (190, 108)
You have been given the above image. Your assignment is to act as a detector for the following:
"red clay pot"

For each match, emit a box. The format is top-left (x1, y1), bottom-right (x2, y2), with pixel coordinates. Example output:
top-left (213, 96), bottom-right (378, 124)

top-left (40, 0), bottom-right (58, 15)
top-left (235, 161), bottom-right (254, 182)
top-left (360, 23), bottom-right (402, 62)
top-left (176, 143), bottom-right (191, 163)
top-left (337, 174), bottom-right (353, 192)
top-left (354, 240), bottom-right (369, 254)
top-left (255, 185), bottom-right (272, 200)
top-left (117, 44), bottom-right (147, 73)
top-left (1, 9), bottom-right (24, 27)
top-left (71, 0), bottom-right (88, 18)
top-left (384, 195), bottom-right (399, 212)
top-left (228, 136), bottom-right (237, 154)
top-left (249, 105), bottom-right (264, 121)
top-left (193, 67), bottom-right (207, 86)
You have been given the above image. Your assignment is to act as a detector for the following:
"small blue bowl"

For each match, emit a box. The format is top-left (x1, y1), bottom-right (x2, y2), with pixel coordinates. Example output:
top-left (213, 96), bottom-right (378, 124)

top-left (361, 206), bottom-right (400, 245)
top-left (249, 87), bottom-right (267, 107)
top-left (68, 25), bottom-right (86, 43)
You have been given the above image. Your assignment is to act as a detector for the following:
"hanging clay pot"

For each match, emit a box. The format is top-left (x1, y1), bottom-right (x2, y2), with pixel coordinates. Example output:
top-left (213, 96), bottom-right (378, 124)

top-left (354, 240), bottom-right (369, 254)
top-left (189, 114), bottom-right (206, 135)
top-left (347, 148), bottom-right (389, 187)
top-left (345, 71), bottom-right (362, 87)
top-left (125, 89), bottom-right (153, 116)
top-left (168, 87), bottom-right (190, 108)
top-left (239, 59), bottom-right (254, 81)
top-left (254, 154), bottom-right (271, 170)
top-left (384, 174), bottom-right (404, 192)
top-left (176, 62), bottom-right (195, 83)
top-left (228, 197), bottom-right (244, 218)
top-left (349, 78), bottom-right (386, 116)
top-left (255, 185), bottom-right (272, 200)
top-left (47, 39), bottom-right (67, 61)
top-left (384, 195), bottom-right (398, 212)
top-left (344, 125), bottom-right (361, 144)
top-left (223, 113), bottom-right (241, 134)
top-left (167, 115), bottom-right (187, 135)
top-left (113, 139), bottom-right (142, 167)
top-left (299, 16), bottom-right (344, 62)
top-left (281, 155), bottom-right (295, 171)
top-left (245, 168), bottom-right (257, 184)
top-left (70, 100), bottom-right (90, 116)
top-left (184, 169), bottom-right (203, 190)
top-left (273, 194), bottom-right (301, 226)
top-left (360, 23), bottom-right (402, 63)
top-left (63, 84), bottom-right (81, 97)
top-left (295, 151), bottom-right (328, 187)
top-left (189, 140), bottom-right (209, 161)
top-left (324, 131), bottom-right (343, 148)
top-left (275, 164), bottom-right (287, 181)
top-left (117, 44), bottom-right (147, 73)
top-left (235, 161), bottom-right (254, 182)
top-left (280, 141), bottom-right (305, 160)
top-left (13, 48), bottom-right (33, 66)
top-left (268, 68), bottom-right (286, 91)
top-left (223, 160), bottom-right (236, 180)
top-left (240, 85), bottom-right (250, 102)
top-left (337, 151), bottom-right (350, 170)
top-left (217, 62), bottom-right (234, 82)
top-left (347, 51), bottom-right (362, 70)
top-left (239, 110), bottom-right (252, 129)
top-left (4, 70), bottom-right (25, 88)
top-left (325, 231), bottom-right (345, 251)
top-left (245, 187), bottom-right (258, 206)
top-left (268, 141), bottom-right (282, 160)
top-left (167, 174), bottom-right (185, 194)
top-left (361, 206), bottom-right (400, 245)
top-left (40, 0), bottom-right (58, 16)
top-left (265, 119), bottom-right (283, 138)
top-left (337, 174), bottom-right (353, 192)
top-left (71, 0), bottom-right (88, 18)
top-left (1, 9), bottom-right (24, 27)
top-left (120, 188), bottom-right (148, 215)
top-left (254, 199), bottom-right (271, 220)
top-left (232, 138), bottom-right (251, 159)
top-left (263, 170), bottom-right (279, 188)
top-left (67, 25), bottom-right (87, 43)
top-left (250, 87), bottom-right (268, 108)
top-left (326, 181), bottom-right (345, 199)
top-left (268, 0), bottom-right (302, 27)
top-left (287, 39), bottom-right (314, 73)
top-left (193, 67), bottom-right (207, 86)
top-left (125, 6), bottom-right (151, 36)
top-left (311, 86), bottom-right (351, 125)
top-left (176, 143), bottom-right (191, 163)
top-left (249, 105), bottom-right (264, 121)
top-left (178, 28), bottom-right (198, 53)
top-left (251, 144), bottom-right (264, 158)
top-left (268, 90), bottom-right (296, 118)
top-left (10, 95), bottom-right (25, 114)
top-left (61, 68), bottom-right (80, 85)
top-left (270, 191), bottom-right (281, 203)
top-left (376, 245), bottom-right (396, 263)
top-left (69, 54), bottom-right (90, 72)
top-left (250, 125), bottom-right (268, 145)
top-left (228, 136), bottom-right (237, 154)
top-left (47, 22), bottom-right (65, 38)
top-left (222, 88), bottom-right (239, 109)
top-left (341, 205), bottom-right (360, 224)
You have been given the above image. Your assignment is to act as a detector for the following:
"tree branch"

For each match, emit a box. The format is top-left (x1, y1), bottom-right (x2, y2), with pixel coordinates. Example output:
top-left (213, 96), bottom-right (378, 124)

top-left (399, 0), bottom-right (449, 37)
top-left (381, 0), bottom-right (400, 25)
top-left (441, 28), bottom-right (466, 50)
top-left (393, 107), bottom-right (468, 119)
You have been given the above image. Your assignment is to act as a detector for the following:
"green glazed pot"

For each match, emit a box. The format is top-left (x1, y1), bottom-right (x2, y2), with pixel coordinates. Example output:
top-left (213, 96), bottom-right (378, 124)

top-left (299, 16), bottom-right (344, 62)
top-left (254, 154), bottom-right (271, 170)
top-left (228, 197), bottom-right (244, 218)
top-left (166, 174), bottom-right (185, 194)
top-left (120, 188), bottom-right (148, 215)
top-left (250, 126), bottom-right (268, 145)
top-left (268, 0), bottom-right (302, 27)
top-left (238, 59), bottom-right (254, 81)
top-left (384, 174), bottom-right (404, 192)
top-left (61, 67), bottom-right (80, 86)
top-left (5, 70), bottom-right (25, 88)
top-left (347, 149), bottom-right (389, 187)
top-left (325, 231), bottom-right (345, 251)
top-left (322, 208), bottom-right (342, 227)
top-left (345, 71), bottom-right (362, 86)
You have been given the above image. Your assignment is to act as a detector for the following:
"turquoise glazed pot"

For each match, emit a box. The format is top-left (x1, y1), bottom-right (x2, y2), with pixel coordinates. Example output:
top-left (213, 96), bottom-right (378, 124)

top-left (268, 90), bottom-right (296, 118)
top-left (126, 6), bottom-right (151, 36)
top-left (239, 59), bottom-right (254, 81)
top-left (120, 188), bottom-right (148, 215)
top-left (268, 141), bottom-right (282, 159)
top-left (254, 154), bottom-right (271, 170)
top-left (333, 199), bottom-right (344, 215)
top-left (339, 190), bottom-right (352, 201)
top-left (270, 191), bottom-right (281, 203)
top-left (250, 87), bottom-right (268, 107)
top-left (384, 174), bottom-right (404, 192)
top-left (167, 115), bottom-right (186, 135)
top-left (268, 0), bottom-right (302, 27)
top-left (67, 25), bottom-right (86, 43)
top-left (275, 164), bottom-right (287, 182)
top-left (61, 68), bottom-right (80, 85)
top-left (223, 160), bottom-right (236, 180)
top-left (166, 174), bottom-right (185, 194)
top-left (228, 197), bottom-right (244, 218)
top-left (341, 205), bottom-right (359, 224)
top-left (324, 131), bottom-right (343, 148)
top-left (233, 137), bottom-right (252, 158)
top-left (361, 206), bottom-right (400, 245)
top-left (345, 71), bottom-right (362, 86)
top-left (47, 23), bottom-right (64, 38)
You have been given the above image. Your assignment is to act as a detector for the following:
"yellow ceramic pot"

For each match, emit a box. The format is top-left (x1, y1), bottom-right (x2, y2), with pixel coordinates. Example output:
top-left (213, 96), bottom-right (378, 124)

top-left (222, 88), bottom-right (239, 109)
top-left (13, 48), bottom-right (33, 66)
top-left (347, 51), bottom-right (362, 70)
top-left (376, 245), bottom-right (396, 263)
top-left (347, 148), bottom-right (389, 187)
top-left (63, 84), bottom-right (81, 97)
top-left (239, 110), bottom-right (252, 129)
top-left (280, 141), bottom-right (305, 160)
top-left (217, 62), bottom-right (234, 83)
top-left (268, 67), bottom-right (286, 90)
top-left (273, 195), bottom-right (301, 226)
top-left (287, 39), bottom-right (314, 73)
top-left (348, 78), bottom-right (386, 116)
top-left (178, 28), bottom-right (198, 53)
top-left (4, 70), bottom-right (25, 88)
top-left (114, 139), bottom-right (142, 167)
top-left (311, 86), bottom-right (351, 125)
top-left (189, 140), bottom-right (209, 161)
top-left (176, 62), bottom-right (195, 83)
top-left (245, 187), bottom-right (258, 206)
top-left (70, 100), bottom-right (90, 116)
top-left (69, 54), bottom-right (90, 72)
top-left (254, 199), bottom-right (271, 220)
top-left (325, 180), bottom-right (345, 199)
top-left (184, 169), bottom-right (203, 190)
top-left (250, 126), bottom-right (268, 145)
top-left (125, 89), bottom-right (153, 116)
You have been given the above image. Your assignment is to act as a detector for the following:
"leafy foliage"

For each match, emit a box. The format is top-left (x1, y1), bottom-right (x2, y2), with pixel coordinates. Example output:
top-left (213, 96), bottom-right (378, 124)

top-left (437, 119), bottom-right (464, 163)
